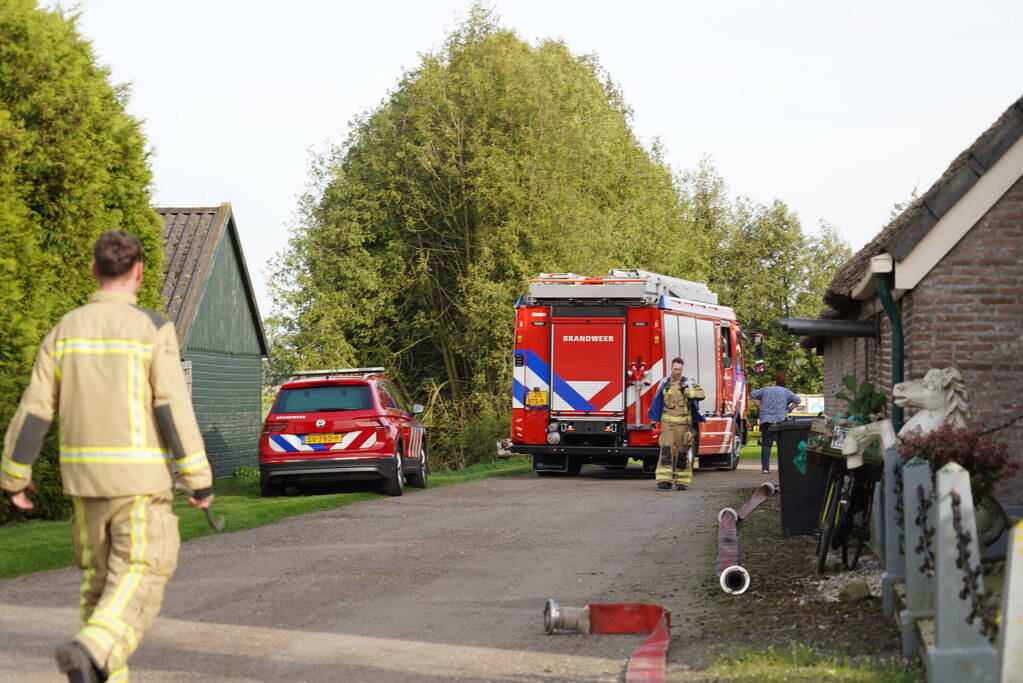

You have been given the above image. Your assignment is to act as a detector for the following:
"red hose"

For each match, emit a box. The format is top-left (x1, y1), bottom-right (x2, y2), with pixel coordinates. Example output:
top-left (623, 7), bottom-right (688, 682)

top-left (587, 603), bottom-right (672, 682)
top-left (737, 482), bottom-right (776, 519)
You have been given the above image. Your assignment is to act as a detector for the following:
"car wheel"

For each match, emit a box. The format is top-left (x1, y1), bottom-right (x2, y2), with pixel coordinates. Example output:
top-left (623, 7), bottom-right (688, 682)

top-left (260, 479), bottom-right (285, 497)
top-left (408, 443), bottom-right (428, 488)
top-left (729, 433), bottom-right (742, 471)
top-left (382, 442), bottom-right (405, 496)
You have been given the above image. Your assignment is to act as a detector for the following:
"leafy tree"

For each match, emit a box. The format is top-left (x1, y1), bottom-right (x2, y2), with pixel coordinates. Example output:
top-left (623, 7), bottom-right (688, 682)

top-left (271, 6), bottom-right (703, 466)
top-left (679, 161), bottom-right (852, 394)
top-left (0, 0), bottom-right (161, 523)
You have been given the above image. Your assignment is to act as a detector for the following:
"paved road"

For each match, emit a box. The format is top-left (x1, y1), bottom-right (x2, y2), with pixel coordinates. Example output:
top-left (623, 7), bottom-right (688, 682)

top-left (0, 461), bottom-right (774, 682)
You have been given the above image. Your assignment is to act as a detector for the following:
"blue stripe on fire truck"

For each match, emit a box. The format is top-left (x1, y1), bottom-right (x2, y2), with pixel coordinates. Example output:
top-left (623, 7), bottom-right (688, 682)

top-left (550, 375), bottom-right (595, 411)
top-left (513, 378), bottom-right (526, 407)
top-left (523, 351), bottom-right (597, 411)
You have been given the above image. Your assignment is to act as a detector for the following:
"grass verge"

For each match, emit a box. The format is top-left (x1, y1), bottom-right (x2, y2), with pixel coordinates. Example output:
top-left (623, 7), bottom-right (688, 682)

top-left (0, 459), bottom-right (530, 580)
top-left (704, 643), bottom-right (918, 682)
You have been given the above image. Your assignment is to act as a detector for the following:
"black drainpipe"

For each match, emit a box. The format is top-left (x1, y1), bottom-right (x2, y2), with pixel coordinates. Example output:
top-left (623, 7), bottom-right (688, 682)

top-left (875, 273), bottom-right (904, 432)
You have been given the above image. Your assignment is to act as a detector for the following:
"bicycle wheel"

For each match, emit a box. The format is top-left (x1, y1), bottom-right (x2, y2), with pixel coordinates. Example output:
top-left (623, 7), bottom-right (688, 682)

top-left (842, 476), bottom-right (873, 570)
top-left (815, 463), bottom-right (842, 574)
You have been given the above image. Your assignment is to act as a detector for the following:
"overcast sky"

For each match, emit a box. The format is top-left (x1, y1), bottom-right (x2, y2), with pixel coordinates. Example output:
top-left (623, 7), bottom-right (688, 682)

top-left (71, 0), bottom-right (1022, 317)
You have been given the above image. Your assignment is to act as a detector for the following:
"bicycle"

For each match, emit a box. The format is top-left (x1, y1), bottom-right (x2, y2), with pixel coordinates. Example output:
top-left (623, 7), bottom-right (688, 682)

top-left (815, 457), bottom-right (879, 574)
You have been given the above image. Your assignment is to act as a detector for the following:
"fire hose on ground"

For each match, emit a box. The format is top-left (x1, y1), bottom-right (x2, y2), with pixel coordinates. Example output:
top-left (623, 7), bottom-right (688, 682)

top-left (544, 599), bottom-right (671, 682)
top-left (715, 482), bottom-right (777, 595)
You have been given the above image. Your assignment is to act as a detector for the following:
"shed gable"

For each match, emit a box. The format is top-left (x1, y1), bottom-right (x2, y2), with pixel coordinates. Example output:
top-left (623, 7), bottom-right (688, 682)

top-left (185, 227), bottom-right (263, 356)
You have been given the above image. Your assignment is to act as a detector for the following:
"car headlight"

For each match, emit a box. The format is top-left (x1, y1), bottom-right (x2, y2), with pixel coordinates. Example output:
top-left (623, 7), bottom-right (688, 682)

top-left (548, 422), bottom-right (559, 432)
top-left (546, 432), bottom-right (561, 445)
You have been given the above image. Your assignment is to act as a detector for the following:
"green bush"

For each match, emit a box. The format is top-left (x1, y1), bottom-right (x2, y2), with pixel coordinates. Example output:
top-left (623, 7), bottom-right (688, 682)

top-left (1, 0), bottom-right (160, 525)
top-left (425, 395), bottom-right (508, 471)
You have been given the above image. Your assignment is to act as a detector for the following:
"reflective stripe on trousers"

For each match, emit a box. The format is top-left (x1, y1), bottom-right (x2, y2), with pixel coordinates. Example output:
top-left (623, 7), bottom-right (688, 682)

top-left (72, 491), bottom-right (179, 677)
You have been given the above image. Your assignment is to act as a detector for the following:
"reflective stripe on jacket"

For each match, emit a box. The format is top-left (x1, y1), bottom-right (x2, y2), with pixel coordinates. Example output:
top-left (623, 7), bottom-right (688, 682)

top-left (1, 290), bottom-right (212, 497)
top-left (647, 376), bottom-right (707, 425)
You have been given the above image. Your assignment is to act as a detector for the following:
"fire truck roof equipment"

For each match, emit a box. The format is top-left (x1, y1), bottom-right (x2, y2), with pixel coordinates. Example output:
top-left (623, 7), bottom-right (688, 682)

top-left (526, 269), bottom-right (718, 306)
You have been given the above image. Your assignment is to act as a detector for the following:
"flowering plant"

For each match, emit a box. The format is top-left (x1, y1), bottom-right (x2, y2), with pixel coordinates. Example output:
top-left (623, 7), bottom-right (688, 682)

top-left (897, 424), bottom-right (1018, 499)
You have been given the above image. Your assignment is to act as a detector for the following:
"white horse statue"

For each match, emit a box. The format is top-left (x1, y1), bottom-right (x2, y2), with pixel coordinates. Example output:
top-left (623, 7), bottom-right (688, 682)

top-left (892, 367), bottom-right (970, 435)
top-left (841, 367), bottom-right (970, 467)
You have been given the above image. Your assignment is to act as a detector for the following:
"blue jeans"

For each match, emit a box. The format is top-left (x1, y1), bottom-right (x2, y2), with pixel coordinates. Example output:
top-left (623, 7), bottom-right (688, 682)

top-left (759, 422), bottom-right (774, 471)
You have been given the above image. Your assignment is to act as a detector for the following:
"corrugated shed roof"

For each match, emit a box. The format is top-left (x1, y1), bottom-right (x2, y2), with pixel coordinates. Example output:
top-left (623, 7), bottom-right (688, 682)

top-left (824, 95), bottom-right (1023, 313)
top-left (158, 203), bottom-right (269, 356)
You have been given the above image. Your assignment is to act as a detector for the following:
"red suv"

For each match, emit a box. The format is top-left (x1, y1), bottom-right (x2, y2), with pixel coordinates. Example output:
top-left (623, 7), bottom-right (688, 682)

top-left (258, 368), bottom-right (427, 497)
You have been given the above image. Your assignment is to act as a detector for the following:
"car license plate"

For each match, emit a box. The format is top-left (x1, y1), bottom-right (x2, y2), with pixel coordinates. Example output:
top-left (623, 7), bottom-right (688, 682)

top-left (830, 427), bottom-right (848, 450)
top-left (305, 433), bottom-right (344, 445)
top-left (525, 390), bottom-right (548, 406)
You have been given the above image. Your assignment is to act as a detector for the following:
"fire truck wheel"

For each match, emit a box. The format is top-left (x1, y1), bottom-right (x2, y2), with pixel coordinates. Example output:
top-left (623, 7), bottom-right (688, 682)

top-left (382, 442), bottom-right (406, 496)
top-left (641, 457), bottom-right (657, 477)
top-left (727, 433), bottom-right (742, 471)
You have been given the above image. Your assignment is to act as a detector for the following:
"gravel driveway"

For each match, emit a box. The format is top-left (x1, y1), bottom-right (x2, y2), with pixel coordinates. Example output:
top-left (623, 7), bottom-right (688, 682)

top-left (0, 461), bottom-right (774, 681)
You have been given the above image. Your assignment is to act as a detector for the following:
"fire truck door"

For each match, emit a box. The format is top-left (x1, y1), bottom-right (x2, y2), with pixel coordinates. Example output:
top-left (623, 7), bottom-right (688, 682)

top-left (667, 314), bottom-right (719, 412)
top-left (550, 319), bottom-right (625, 413)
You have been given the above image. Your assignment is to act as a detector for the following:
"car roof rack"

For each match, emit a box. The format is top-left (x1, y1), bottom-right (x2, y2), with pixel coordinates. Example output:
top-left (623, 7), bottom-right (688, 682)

top-left (289, 367), bottom-right (386, 381)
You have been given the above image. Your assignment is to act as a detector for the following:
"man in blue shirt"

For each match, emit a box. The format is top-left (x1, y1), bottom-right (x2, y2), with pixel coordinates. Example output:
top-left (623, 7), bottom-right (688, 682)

top-left (749, 373), bottom-right (801, 474)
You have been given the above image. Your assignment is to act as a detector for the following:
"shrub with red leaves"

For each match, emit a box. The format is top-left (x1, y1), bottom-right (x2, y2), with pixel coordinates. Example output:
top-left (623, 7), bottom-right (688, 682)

top-left (897, 424), bottom-right (1019, 499)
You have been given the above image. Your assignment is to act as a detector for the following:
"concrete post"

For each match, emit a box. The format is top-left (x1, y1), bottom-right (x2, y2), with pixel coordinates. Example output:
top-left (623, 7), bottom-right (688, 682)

top-left (998, 520), bottom-right (1023, 683)
top-left (899, 456), bottom-right (933, 656)
top-left (927, 462), bottom-right (996, 683)
top-left (881, 444), bottom-right (905, 616)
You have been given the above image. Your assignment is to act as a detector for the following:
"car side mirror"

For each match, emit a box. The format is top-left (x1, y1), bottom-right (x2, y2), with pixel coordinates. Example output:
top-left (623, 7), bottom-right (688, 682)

top-left (411, 403), bottom-right (425, 415)
top-left (722, 357), bottom-right (732, 369)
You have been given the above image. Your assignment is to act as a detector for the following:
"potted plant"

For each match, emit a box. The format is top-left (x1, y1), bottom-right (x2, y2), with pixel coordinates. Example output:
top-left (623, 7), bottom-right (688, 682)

top-left (806, 375), bottom-right (887, 465)
top-left (897, 424), bottom-right (1019, 545)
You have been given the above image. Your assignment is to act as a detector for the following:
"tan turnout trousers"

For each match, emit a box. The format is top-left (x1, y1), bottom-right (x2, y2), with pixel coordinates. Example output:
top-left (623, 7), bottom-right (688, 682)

top-left (657, 421), bottom-right (693, 486)
top-left (72, 492), bottom-right (179, 681)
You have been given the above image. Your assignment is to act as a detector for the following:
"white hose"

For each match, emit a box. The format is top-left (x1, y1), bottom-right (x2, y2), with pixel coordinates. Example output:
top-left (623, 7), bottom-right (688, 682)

top-left (718, 564), bottom-right (751, 594)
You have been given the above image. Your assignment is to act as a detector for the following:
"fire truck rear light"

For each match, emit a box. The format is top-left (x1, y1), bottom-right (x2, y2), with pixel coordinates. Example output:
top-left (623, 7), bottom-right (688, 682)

top-left (653, 335), bottom-right (660, 344)
top-left (262, 421), bottom-right (287, 434)
top-left (517, 334), bottom-right (523, 343)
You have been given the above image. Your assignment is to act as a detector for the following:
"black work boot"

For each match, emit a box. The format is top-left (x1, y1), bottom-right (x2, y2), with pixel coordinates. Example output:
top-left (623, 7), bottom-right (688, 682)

top-left (54, 640), bottom-right (104, 683)
top-left (657, 481), bottom-right (672, 490)
top-left (675, 483), bottom-right (689, 491)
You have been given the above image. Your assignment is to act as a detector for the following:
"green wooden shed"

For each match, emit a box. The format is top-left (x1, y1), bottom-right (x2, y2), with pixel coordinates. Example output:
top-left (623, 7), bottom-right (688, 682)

top-left (158, 204), bottom-right (269, 477)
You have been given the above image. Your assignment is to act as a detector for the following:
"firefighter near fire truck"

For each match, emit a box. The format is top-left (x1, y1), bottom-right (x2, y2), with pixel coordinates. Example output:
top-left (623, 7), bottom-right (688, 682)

top-left (647, 357), bottom-right (705, 490)
top-left (1, 230), bottom-right (214, 683)
top-left (509, 269), bottom-right (749, 476)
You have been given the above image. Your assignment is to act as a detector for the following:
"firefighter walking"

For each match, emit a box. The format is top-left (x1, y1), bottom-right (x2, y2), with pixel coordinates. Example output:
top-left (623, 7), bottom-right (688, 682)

top-left (1, 230), bottom-right (214, 683)
top-left (648, 357), bottom-right (705, 490)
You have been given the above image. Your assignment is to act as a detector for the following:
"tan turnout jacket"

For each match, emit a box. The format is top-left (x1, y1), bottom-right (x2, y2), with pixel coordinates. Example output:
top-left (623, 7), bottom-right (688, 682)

top-left (1, 290), bottom-right (212, 498)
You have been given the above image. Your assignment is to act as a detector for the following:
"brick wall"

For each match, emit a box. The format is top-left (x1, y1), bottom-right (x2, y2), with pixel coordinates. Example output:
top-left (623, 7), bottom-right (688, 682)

top-left (822, 176), bottom-right (1023, 502)
top-left (902, 175), bottom-right (1023, 502)
top-left (822, 313), bottom-right (887, 417)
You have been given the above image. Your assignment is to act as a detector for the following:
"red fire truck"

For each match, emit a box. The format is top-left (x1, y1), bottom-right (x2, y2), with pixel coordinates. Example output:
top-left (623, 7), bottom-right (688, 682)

top-left (509, 269), bottom-right (750, 475)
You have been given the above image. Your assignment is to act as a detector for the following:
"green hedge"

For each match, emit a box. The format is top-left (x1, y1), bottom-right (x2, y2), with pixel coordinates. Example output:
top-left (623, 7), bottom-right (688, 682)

top-left (0, 1), bottom-right (162, 525)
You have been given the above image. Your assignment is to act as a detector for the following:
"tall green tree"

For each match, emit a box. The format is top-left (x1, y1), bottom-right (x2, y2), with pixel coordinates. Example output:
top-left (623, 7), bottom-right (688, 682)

top-left (679, 161), bottom-right (852, 393)
top-left (271, 6), bottom-right (703, 466)
top-left (0, 0), bottom-right (161, 522)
